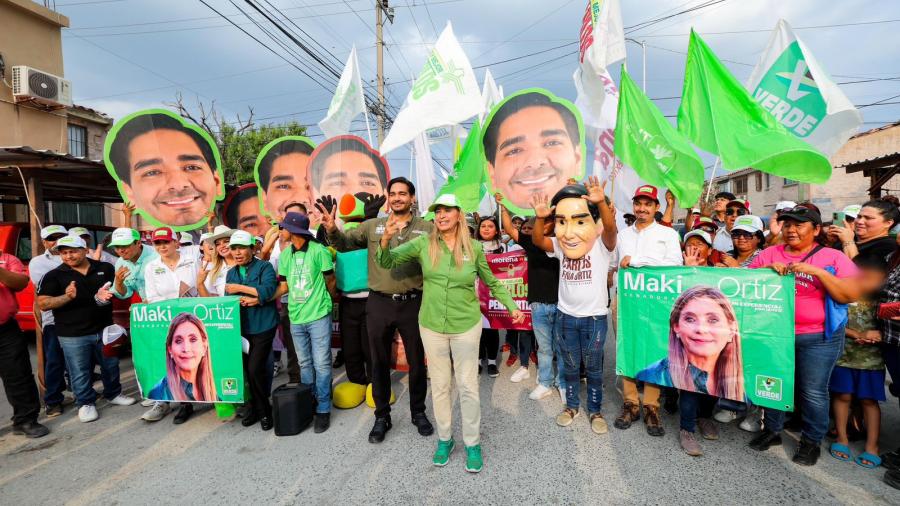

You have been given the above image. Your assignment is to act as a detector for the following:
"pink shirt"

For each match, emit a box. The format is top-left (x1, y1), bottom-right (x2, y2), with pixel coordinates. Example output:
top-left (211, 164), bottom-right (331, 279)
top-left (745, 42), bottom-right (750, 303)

top-left (0, 253), bottom-right (26, 325)
top-left (749, 244), bottom-right (858, 334)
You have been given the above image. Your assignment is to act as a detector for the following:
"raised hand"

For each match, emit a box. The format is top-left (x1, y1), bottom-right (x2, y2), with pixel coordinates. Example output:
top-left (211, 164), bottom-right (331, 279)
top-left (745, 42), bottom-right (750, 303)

top-left (65, 281), bottom-right (77, 300)
top-left (531, 193), bottom-right (553, 219)
top-left (510, 310), bottom-right (526, 325)
top-left (316, 199), bottom-right (338, 232)
top-left (356, 192), bottom-right (387, 219)
top-left (582, 175), bottom-right (606, 205)
top-left (665, 189), bottom-right (676, 208)
top-left (683, 247), bottom-right (703, 266)
top-left (316, 195), bottom-right (337, 216)
top-left (115, 266), bottom-right (130, 284)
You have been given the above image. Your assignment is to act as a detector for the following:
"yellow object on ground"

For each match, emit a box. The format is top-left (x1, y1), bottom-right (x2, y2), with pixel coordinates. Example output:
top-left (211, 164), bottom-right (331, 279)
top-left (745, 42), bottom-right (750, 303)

top-left (365, 383), bottom-right (396, 408)
top-left (333, 381), bottom-right (367, 409)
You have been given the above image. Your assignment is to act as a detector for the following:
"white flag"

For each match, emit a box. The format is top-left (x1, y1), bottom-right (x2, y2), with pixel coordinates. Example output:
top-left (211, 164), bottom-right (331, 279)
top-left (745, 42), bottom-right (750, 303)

top-left (318, 45), bottom-right (367, 139)
top-left (480, 69), bottom-right (503, 120)
top-left (746, 19), bottom-right (862, 157)
top-left (380, 22), bottom-right (482, 155)
top-left (413, 132), bottom-right (436, 216)
top-left (574, 0), bottom-right (626, 129)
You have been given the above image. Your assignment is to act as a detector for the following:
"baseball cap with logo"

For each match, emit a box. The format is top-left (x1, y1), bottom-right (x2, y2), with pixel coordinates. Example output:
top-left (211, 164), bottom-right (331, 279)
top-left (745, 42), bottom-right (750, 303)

top-left (843, 204), bottom-right (862, 219)
top-left (52, 235), bottom-right (87, 251)
top-left (179, 232), bottom-right (194, 245)
top-left (151, 227), bottom-right (177, 243)
top-left (632, 185), bottom-right (659, 203)
top-left (69, 226), bottom-right (90, 237)
top-left (40, 225), bottom-right (68, 240)
top-left (693, 216), bottom-right (719, 232)
top-left (428, 194), bottom-right (462, 212)
top-left (108, 228), bottom-right (141, 247)
top-left (229, 230), bottom-right (254, 247)
top-left (726, 198), bottom-right (751, 212)
top-left (683, 229), bottom-right (712, 246)
top-left (732, 215), bottom-right (764, 234)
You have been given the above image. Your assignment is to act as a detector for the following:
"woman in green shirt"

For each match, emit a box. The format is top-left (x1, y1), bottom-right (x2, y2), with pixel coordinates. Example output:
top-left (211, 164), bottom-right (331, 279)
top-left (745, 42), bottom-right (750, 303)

top-left (377, 194), bottom-right (524, 474)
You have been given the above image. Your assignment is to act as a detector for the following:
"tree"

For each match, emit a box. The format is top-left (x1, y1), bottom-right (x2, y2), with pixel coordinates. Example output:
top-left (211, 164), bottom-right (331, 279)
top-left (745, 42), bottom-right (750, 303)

top-left (167, 93), bottom-right (308, 185)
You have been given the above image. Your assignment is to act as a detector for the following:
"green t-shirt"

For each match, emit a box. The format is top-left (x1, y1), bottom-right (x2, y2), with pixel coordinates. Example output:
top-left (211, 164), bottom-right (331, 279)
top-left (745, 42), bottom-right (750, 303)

top-left (838, 298), bottom-right (885, 370)
top-left (278, 241), bottom-right (334, 325)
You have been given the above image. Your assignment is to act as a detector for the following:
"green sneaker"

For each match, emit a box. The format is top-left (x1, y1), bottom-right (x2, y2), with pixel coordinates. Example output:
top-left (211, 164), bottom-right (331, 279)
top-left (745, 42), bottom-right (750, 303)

top-left (465, 444), bottom-right (483, 473)
top-left (433, 439), bottom-right (455, 467)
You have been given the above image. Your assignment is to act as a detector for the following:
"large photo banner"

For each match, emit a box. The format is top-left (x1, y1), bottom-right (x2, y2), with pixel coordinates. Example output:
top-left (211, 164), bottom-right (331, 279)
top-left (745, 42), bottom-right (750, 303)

top-left (477, 251), bottom-right (532, 330)
top-left (617, 267), bottom-right (795, 411)
top-left (131, 297), bottom-right (244, 403)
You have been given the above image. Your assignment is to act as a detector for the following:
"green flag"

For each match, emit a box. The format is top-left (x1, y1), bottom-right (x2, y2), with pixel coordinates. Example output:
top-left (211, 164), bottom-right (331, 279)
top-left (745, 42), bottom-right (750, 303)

top-left (431, 119), bottom-right (486, 214)
top-left (677, 30), bottom-right (831, 183)
top-left (614, 67), bottom-right (704, 204)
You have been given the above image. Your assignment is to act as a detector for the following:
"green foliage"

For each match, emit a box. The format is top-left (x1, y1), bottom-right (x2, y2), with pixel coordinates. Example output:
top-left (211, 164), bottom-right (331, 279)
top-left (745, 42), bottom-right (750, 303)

top-left (215, 121), bottom-right (308, 185)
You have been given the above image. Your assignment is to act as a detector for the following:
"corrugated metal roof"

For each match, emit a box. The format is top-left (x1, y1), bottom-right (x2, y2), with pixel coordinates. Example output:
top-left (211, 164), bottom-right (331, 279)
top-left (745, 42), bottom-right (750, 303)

top-left (0, 146), bottom-right (104, 167)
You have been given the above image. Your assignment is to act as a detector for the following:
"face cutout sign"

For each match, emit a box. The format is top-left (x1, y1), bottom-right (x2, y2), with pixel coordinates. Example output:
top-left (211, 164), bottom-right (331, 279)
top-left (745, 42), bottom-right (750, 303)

top-left (307, 135), bottom-right (390, 206)
top-left (222, 182), bottom-right (267, 237)
top-left (554, 195), bottom-right (599, 260)
top-left (482, 89), bottom-right (586, 215)
top-left (104, 109), bottom-right (225, 231)
top-left (254, 136), bottom-right (316, 222)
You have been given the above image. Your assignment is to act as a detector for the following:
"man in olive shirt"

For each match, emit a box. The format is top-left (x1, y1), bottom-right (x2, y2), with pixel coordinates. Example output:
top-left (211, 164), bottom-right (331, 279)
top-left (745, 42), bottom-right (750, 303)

top-left (320, 177), bottom-right (434, 443)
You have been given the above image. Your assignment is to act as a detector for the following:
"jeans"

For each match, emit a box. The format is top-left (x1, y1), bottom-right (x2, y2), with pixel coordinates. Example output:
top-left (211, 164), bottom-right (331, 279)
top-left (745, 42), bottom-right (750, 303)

top-left (679, 391), bottom-right (717, 432)
top-left (0, 320), bottom-right (41, 425)
top-left (556, 311), bottom-right (607, 413)
top-left (290, 315), bottom-right (333, 414)
top-left (41, 324), bottom-right (67, 407)
top-left (764, 332), bottom-right (844, 443)
top-left (515, 331), bottom-right (534, 367)
top-left (58, 332), bottom-right (122, 407)
top-left (532, 302), bottom-right (564, 389)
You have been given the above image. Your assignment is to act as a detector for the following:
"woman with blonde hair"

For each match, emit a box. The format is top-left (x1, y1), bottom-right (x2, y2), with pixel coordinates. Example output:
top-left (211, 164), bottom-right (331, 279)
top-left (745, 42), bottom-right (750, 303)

top-left (150, 313), bottom-right (218, 402)
top-left (376, 194), bottom-right (524, 474)
top-left (198, 226), bottom-right (236, 297)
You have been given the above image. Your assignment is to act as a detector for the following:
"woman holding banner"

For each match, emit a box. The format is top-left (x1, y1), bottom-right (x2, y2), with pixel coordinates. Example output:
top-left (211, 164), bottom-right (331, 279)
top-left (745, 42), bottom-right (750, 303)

top-left (747, 204), bottom-right (861, 466)
top-left (476, 217), bottom-right (505, 377)
top-left (376, 194), bottom-right (524, 474)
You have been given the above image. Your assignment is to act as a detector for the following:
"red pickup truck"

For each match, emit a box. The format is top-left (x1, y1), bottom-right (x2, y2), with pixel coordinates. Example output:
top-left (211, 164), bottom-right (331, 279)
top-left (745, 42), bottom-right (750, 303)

top-left (0, 222), bottom-right (135, 331)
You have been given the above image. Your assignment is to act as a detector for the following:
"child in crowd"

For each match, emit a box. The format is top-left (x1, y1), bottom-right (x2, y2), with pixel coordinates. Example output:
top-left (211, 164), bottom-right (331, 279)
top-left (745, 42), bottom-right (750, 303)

top-left (477, 217), bottom-right (505, 377)
top-left (829, 254), bottom-right (888, 469)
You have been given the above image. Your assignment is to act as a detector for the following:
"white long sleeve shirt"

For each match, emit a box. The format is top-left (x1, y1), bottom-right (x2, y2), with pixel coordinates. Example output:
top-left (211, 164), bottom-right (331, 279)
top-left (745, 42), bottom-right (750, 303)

top-left (143, 253), bottom-right (200, 303)
top-left (616, 222), bottom-right (683, 267)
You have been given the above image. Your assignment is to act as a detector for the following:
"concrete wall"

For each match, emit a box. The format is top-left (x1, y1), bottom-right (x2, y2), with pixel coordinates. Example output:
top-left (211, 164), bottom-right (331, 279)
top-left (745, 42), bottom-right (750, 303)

top-left (66, 107), bottom-right (112, 159)
top-left (0, 0), bottom-right (69, 151)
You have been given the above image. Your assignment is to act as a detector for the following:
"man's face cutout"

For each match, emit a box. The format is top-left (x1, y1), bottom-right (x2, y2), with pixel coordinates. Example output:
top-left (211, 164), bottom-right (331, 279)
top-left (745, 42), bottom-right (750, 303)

top-left (554, 197), bottom-right (598, 260)
top-left (253, 137), bottom-right (316, 222)
top-left (308, 136), bottom-right (388, 207)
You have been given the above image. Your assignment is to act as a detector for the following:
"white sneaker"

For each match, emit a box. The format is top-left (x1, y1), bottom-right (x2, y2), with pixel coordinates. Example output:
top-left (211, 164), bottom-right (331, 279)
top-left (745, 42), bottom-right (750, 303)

top-left (141, 398), bottom-right (155, 407)
top-left (510, 366), bottom-right (530, 383)
top-left (141, 402), bottom-right (171, 422)
top-left (713, 409), bottom-right (738, 423)
top-left (558, 387), bottom-right (566, 404)
top-left (739, 407), bottom-right (763, 432)
top-left (78, 404), bottom-right (99, 423)
top-left (108, 394), bottom-right (137, 406)
top-left (529, 384), bottom-right (553, 400)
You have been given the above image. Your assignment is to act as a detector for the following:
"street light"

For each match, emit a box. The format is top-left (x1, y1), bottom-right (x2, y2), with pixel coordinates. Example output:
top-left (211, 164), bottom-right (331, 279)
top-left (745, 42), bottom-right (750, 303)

top-left (625, 38), bottom-right (646, 93)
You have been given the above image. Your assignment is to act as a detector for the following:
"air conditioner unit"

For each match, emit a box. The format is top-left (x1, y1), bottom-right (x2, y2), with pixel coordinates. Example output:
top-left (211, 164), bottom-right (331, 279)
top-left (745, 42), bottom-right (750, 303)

top-left (11, 65), bottom-right (72, 107)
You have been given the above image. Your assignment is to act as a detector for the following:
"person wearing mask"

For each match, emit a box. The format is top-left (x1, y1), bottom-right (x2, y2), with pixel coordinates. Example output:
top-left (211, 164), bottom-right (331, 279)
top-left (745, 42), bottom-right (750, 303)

top-left (377, 193), bottom-right (523, 473)
top-left (712, 191), bottom-right (735, 229)
top-left (273, 212), bottom-right (337, 434)
top-left (747, 205), bottom-right (861, 466)
top-left (615, 185), bottom-right (683, 437)
top-left (36, 236), bottom-right (136, 423)
top-left (476, 217), bottom-right (505, 377)
top-left (225, 231), bottom-right (279, 430)
top-left (28, 225), bottom-right (69, 418)
top-left (713, 199), bottom-right (750, 253)
top-left (142, 227), bottom-right (202, 424)
top-left (828, 199), bottom-right (898, 263)
top-left (321, 177), bottom-right (435, 444)
top-left (0, 245), bottom-right (49, 437)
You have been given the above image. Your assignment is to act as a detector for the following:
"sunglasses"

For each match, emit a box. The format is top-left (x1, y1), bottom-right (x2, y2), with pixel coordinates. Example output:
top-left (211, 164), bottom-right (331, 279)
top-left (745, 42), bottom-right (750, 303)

top-left (725, 208), bottom-right (748, 217)
top-left (732, 231), bottom-right (754, 239)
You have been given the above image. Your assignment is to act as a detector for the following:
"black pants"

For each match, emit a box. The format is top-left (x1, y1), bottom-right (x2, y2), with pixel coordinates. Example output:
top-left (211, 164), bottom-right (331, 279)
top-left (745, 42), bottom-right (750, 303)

top-left (278, 305), bottom-right (301, 383)
top-left (41, 324), bottom-right (67, 407)
top-left (340, 296), bottom-right (371, 385)
top-left (244, 328), bottom-right (277, 419)
top-left (0, 320), bottom-right (41, 425)
top-left (366, 293), bottom-right (427, 419)
top-left (479, 328), bottom-right (499, 362)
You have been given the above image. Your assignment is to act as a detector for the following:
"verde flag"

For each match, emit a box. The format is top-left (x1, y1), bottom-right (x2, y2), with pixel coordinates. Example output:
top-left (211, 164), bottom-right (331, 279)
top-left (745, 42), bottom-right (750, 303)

top-left (617, 267), bottom-right (795, 411)
top-left (430, 118), bottom-right (486, 214)
top-left (677, 30), bottom-right (832, 184)
top-left (131, 297), bottom-right (244, 403)
top-left (614, 67), bottom-right (704, 205)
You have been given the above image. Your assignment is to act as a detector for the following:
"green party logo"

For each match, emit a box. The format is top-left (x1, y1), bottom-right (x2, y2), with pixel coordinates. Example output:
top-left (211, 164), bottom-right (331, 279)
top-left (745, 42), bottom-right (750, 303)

top-left (222, 378), bottom-right (238, 396)
top-left (755, 375), bottom-right (783, 401)
top-left (751, 41), bottom-right (826, 138)
top-left (411, 50), bottom-right (465, 100)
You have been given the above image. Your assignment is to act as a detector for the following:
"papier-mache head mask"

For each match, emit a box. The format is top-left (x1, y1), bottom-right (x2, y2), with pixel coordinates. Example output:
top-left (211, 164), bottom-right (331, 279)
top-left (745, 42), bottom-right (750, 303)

top-left (550, 184), bottom-right (600, 260)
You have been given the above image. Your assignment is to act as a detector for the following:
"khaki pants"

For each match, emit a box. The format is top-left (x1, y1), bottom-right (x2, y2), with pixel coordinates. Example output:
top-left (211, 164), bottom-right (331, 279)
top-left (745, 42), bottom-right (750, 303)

top-left (622, 377), bottom-right (660, 408)
top-left (419, 323), bottom-right (481, 447)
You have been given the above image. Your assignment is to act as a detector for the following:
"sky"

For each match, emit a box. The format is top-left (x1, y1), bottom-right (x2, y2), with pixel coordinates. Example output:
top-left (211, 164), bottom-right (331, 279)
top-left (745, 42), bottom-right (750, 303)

top-left (54, 0), bottom-right (900, 181)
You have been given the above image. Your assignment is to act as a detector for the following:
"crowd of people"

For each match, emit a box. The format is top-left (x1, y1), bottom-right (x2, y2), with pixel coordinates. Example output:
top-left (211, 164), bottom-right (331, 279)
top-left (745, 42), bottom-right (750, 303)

top-left (1, 177), bottom-right (899, 486)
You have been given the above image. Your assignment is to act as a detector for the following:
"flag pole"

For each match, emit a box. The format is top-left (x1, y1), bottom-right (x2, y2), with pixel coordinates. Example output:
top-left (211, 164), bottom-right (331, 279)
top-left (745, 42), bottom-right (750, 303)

top-left (705, 157), bottom-right (720, 202)
top-left (363, 108), bottom-right (374, 147)
top-left (359, 47), bottom-right (374, 147)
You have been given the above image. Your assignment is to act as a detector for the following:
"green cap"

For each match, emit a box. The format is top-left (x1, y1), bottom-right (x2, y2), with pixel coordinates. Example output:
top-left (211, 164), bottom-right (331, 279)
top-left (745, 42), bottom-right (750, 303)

top-left (108, 228), bottom-right (140, 247)
top-left (229, 230), bottom-right (254, 247)
top-left (427, 194), bottom-right (461, 213)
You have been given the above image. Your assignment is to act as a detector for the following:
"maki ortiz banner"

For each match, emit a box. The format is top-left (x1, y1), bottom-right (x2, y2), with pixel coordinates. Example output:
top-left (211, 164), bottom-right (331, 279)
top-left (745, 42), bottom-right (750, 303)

top-left (131, 297), bottom-right (244, 403)
top-left (617, 267), bottom-right (795, 411)
top-left (477, 251), bottom-right (532, 330)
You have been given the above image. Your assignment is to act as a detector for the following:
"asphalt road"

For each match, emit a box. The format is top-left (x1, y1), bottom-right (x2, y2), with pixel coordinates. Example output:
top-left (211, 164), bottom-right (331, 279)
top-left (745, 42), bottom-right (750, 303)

top-left (1, 334), bottom-right (898, 505)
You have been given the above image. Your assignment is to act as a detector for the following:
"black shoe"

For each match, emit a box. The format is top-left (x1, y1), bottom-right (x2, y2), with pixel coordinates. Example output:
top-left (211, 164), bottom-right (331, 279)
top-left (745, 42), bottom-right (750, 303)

top-left (884, 468), bottom-right (900, 490)
top-left (314, 413), bottom-right (331, 433)
top-left (412, 412), bottom-right (434, 437)
top-left (242, 411), bottom-right (259, 427)
top-left (487, 364), bottom-right (499, 377)
top-left (260, 416), bottom-right (273, 431)
top-left (12, 421), bottom-right (49, 438)
top-left (748, 429), bottom-right (782, 451)
top-left (236, 403), bottom-right (251, 418)
top-left (881, 449), bottom-right (900, 471)
top-left (792, 437), bottom-right (821, 466)
top-left (45, 404), bottom-right (63, 418)
top-left (173, 403), bottom-right (194, 425)
top-left (368, 416), bottom-right (392, 443)
top-left (333, 351), bottom-right (345, 369)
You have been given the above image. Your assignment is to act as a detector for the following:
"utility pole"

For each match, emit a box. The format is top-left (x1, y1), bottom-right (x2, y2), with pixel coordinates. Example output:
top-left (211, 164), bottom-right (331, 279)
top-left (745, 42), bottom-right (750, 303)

top-left (375, 1), bottom-right (394, 147)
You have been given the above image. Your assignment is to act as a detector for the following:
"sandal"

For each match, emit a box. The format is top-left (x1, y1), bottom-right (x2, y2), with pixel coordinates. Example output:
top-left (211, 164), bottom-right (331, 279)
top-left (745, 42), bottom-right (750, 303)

top-left (829, 443), bottom-right (852, 462)
top-left (856, 452), bottom-right (882, 469)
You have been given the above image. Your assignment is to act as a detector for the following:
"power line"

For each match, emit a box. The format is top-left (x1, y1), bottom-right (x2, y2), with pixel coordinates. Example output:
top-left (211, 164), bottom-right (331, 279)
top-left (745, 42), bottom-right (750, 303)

top-left (637, 18), bottom-right (900, 38)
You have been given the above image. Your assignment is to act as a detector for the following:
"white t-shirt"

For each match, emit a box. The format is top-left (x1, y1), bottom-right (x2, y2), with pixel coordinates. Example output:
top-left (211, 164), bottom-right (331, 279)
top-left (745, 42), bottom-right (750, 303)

top-left (143, 254), bottom-right (200, 303)
top-left (549, 237), bottom-right (614, 318)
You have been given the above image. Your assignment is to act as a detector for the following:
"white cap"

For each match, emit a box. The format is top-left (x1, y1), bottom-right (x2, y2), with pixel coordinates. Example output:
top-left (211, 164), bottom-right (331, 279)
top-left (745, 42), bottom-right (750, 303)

top-left (199, 232), bottom-right (213, 244)
top-left (229, 230), bottom-right (254, 247)
top-left (683, 229), bottom-right (712, 246)
top-left (775, 201), bottom-right (797, 212)
top-left (102, 324), bottom-right (127, 345)
top-left (732, 215), bottom-right (764, 234)
top-left (843, 204), bottom-right (862, 219)
top-left (108, 228), bottom-right (141, 247)
top-left (428, 194), bottom-right (461, 212)
top-left (68, 226), bottom-right (90, 237)
top-left (52, 235), bottom-right (87, 251)
top-left (179, 232), bottom-right (194, 245)
top-left (40, 225), bottom-right (68, 239)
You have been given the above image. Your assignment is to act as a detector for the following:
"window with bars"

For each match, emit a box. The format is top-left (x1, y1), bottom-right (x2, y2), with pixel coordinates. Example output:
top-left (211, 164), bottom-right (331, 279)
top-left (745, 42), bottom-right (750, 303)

top-left (733, 176), bottom-right (748, 195)
top-left (68, 124), bottom-right (87, 158)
